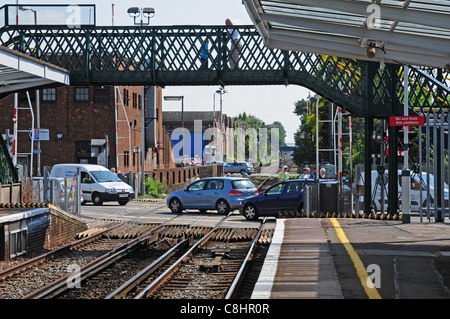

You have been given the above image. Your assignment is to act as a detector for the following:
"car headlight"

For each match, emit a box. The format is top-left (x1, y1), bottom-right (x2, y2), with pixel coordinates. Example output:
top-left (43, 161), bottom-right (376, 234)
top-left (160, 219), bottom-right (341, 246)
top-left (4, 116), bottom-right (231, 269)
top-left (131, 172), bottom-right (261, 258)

top-left (106, 188), bottom-right (116, 193)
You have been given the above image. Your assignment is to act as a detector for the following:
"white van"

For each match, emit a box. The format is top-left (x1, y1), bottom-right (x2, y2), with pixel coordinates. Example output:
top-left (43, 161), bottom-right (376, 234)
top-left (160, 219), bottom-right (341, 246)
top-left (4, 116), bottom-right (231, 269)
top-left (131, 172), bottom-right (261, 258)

top-left (50, 164), bottom-right (135, 206)
top-left (357, 170), bottom-right (449, 212)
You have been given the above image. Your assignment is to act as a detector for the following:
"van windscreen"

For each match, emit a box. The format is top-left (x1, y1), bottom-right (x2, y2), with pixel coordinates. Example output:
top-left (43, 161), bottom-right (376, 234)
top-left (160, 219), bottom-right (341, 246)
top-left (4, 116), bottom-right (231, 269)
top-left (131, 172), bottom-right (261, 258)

top-left (91, 171), bottom-right (122, 183)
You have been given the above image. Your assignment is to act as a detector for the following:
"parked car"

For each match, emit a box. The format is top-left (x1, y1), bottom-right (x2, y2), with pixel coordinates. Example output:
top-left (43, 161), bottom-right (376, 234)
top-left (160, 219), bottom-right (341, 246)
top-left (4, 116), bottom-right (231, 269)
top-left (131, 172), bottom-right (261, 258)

top-left (357, 170), bottom-right (449, 212)
top-left (239, 179), bottom-right (316, 220)
top-left (167, 177), bottom-right (258, 214)
top-left (224, 161), bottom-right (254, 175)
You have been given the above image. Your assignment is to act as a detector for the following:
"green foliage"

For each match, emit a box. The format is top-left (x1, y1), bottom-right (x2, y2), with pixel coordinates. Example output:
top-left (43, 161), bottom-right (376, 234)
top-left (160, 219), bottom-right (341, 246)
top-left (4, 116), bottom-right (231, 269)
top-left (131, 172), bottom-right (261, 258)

top-left (144, 178), bottom-right (168, 198)
top-left (292, 97), bottom-right (332, 168)
top-left (231, 112), bottom-right (287, 163)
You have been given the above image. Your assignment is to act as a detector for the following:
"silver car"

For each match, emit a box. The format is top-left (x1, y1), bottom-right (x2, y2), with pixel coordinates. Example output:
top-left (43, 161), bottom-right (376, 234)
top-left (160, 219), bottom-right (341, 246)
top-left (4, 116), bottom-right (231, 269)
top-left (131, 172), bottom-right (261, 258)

top-left (224, 162), bottom-right (254, 175)
top-left (167, 177), bottom-right (258, 214)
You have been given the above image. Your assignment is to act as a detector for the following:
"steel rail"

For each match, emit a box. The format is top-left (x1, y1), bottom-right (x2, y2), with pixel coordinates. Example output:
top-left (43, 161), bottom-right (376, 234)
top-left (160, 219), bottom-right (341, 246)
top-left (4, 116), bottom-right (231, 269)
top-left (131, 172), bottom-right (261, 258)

top-left (22, 213), bottom-right (185, 299)
top-left (0, 205), bottom-right (177, 282)
top-left (134, 212), bottom-right (232, 299)
top-left (105, 239), bottom-right (188, 299)
top-left (224, 217), bottom-right (267, 299)
top-left (23, 231), bottom-right (160, 299)
top-left (0, 222), bottom-right (124, 282)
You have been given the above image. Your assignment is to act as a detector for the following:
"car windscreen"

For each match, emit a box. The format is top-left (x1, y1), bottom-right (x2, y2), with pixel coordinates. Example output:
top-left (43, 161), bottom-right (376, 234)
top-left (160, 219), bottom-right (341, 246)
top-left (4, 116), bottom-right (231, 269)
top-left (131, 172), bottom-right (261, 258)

top-left (91, 171), bottom-right (122, 183)
top-left (232, 179), bottom-right (255, 189)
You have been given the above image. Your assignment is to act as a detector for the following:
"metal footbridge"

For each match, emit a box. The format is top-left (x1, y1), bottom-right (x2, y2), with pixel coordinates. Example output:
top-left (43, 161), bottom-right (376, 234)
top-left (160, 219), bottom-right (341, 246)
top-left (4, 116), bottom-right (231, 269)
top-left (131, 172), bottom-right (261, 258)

top-left (1, 4), bottom-right (449, 216)
top-left (1, 24), bottom-right (448, 117)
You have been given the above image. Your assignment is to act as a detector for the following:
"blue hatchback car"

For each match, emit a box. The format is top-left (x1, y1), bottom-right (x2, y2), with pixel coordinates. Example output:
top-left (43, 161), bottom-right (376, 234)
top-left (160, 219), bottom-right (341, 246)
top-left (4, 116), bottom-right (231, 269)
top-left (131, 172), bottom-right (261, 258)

top-left (239, 179), bottom-right (316, 220)
top-left (167, 177), bottom-right (258, 214)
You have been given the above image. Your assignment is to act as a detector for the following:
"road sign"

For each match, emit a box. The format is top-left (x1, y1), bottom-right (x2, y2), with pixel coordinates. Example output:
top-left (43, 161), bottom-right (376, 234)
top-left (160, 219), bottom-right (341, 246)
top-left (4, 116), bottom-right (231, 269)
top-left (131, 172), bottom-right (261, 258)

top-left (389, 116), bottom-right (425, 127)
top-left (33, 129), bottom-right (50, 140)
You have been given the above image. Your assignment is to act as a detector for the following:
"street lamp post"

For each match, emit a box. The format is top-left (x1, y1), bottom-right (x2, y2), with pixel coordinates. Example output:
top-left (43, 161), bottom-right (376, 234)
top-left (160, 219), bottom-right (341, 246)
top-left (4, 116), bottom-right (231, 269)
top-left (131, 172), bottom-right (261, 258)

top-left (127, 6), bottom-right (155, 195)
top-left (127, 7), bottom-right (155, 26)
top-left (215, 87), bottom-right (227, 161)
top-left (19, 6), bottom-right (37, 24)
top-left (164, 96), bottom-right (184, 162)
top-left (20, 6), bottom-right (40, 176)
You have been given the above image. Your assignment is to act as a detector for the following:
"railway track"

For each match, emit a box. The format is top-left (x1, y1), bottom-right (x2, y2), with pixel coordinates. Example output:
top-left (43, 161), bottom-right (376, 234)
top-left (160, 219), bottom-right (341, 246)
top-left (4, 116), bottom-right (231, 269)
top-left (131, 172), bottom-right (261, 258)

top-left (0, 211), bottom-right (273, 299)
top-left (120, 215), bottom-right (269, 300)
top-left (0, 211), bottom-right (181, 299)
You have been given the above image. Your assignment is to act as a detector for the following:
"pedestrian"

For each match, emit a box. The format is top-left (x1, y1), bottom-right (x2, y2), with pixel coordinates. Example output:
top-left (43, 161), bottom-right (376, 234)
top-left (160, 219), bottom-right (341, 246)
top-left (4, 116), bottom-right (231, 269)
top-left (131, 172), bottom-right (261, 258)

top-left (320, 168), bottom-right (326, 179)
top-left (279, 165), bottom-right (289, 182)
top-left (110, 167), bottom-right (117, 175)
top-left (191, 173), bottom-right (200, 183)
top-left (312, 168), bottom-right (317, 180)
top-left (200, 39), bottom-right (209, 70)
top-left (300, 167), bottom-right (310, 179)
top-left (225, 19), bottom-right (242, 70)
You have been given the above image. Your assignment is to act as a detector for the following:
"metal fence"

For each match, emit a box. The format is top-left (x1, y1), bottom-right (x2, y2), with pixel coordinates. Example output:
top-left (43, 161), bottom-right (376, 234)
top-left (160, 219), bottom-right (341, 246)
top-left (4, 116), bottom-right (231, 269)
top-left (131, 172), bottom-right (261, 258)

top-left (32, 167), bottom-right (82, 215)
top-left (418, 111), bottom-right (450, 222)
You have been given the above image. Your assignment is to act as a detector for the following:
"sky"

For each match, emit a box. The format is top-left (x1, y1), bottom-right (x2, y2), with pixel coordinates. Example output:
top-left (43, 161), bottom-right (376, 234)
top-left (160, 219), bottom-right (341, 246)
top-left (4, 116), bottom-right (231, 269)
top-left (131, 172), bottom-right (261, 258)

top-left (4, 0), bottom-right (313, 143)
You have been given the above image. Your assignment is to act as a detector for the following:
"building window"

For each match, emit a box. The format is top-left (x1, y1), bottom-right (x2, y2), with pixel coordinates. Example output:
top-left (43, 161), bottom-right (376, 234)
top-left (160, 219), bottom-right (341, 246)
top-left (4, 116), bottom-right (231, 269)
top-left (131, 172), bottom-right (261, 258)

top-left (75, 87), bottom-right (89, 101)
top-left (76, 141), bottom-right (91, 158)
top-left (94, 88), bottom-right (109, 102)
top-left (123, 89), bottom-right (129, 106)
top-left (132, 92), bottom-right (137, 109)
top-left (124, 151), bottom-right (130, 167)
top-left (42, 88), bottom-right (56, 101)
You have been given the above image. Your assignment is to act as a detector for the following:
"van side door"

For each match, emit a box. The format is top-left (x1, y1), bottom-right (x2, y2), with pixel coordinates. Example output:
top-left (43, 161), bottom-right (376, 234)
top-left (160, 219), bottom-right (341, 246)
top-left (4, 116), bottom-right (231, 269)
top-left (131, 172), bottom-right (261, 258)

top-left (80, 170), bottom-right (94, 201)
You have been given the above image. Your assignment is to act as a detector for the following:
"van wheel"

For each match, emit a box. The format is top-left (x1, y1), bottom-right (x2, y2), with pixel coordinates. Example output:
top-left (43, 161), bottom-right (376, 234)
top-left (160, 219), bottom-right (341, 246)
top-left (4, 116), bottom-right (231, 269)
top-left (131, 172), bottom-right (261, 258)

top-left (92, 193), bottom-right (103, 206)
top-left (118, 200), bottom-right (128, 206)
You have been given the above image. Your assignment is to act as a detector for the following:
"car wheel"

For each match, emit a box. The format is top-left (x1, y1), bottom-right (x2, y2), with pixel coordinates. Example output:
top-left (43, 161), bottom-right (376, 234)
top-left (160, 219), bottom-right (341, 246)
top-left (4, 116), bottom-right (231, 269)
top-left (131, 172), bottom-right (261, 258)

top-left (243, 204), bottom-right (258, 221)
top-left (92, 193), bottom-right (103, 206)
top-left (169, 198), bottom-right (183, 214)
top-left (118, 200), bottom-right (128, 206)
top-left (216, 199), bottom-right (230, 215)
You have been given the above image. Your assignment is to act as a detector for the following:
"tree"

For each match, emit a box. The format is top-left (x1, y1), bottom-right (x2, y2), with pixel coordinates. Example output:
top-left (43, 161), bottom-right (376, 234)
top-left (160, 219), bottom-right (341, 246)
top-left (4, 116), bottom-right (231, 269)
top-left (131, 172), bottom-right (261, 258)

top-left (292, 97), bottom-right (330, 168)
top-left (232, 113), bottom-right (287, 163)
top-left (267, 121), bottom-right (286, 147)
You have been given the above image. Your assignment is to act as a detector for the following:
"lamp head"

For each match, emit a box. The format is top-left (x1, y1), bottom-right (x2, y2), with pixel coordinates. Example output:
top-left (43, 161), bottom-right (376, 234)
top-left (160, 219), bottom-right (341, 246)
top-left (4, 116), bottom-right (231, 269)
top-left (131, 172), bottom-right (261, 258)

top-left (127, 7), bottom-right (140, 17)
top-left (142, 7), bottom-right (155, 17)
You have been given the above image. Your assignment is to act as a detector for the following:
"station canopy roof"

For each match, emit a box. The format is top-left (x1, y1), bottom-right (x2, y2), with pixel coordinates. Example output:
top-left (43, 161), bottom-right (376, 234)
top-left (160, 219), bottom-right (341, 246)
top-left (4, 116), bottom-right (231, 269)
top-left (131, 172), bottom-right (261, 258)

top-left (243, 0), bottom-right (450, 69)
top-left (0, 45), bottom-right (69, 99)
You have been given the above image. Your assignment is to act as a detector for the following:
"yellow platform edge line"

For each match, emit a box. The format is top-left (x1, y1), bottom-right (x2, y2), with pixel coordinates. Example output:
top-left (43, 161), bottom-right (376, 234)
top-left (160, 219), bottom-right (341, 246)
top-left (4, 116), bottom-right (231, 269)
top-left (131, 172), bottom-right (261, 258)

top-left (329, 218), bottom-right (382, 299)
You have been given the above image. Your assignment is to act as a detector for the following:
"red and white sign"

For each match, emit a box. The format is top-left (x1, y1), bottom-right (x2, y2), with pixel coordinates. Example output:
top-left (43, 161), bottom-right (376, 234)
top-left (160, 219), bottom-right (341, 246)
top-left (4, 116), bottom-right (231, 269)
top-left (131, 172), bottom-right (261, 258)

top-left (389, 116), bottom-right (425, 127)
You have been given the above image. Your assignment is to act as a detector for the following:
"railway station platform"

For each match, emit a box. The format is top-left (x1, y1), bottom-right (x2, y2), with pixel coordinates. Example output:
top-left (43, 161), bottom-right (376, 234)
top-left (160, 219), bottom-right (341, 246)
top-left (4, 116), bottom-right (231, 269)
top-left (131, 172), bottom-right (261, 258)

top-left (251, 218), bottom-right (343, 299)
top-left (252, 216), bottom-right (450, 299)
top-left (0, 205), bottom-right (87, 261)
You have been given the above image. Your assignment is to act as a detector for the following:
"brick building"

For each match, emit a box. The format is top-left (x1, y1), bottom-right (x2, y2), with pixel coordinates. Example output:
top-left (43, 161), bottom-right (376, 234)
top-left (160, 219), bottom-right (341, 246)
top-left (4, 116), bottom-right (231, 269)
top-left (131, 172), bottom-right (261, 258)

top-left (0, 84), bottom-right (174, 178)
